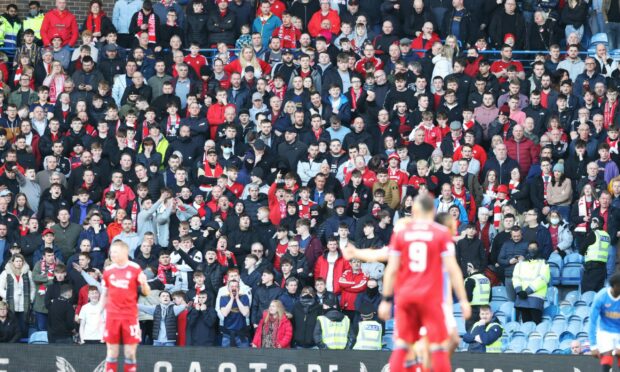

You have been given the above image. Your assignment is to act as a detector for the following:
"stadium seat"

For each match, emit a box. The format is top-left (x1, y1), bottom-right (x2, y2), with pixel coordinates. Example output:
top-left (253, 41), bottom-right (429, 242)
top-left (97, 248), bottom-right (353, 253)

top-left (590, 33), bottom-right (609, 46)
top-left (526, 332), bottom-right (542, 351)
top-left (504, 321), bottom-right (520, 336)
top-left (564, 290), bottom-right (580, 304)
top-left (546, 286), bottom-right (559, 307)
top-left (536, 320), bottom-right (551, 334)
top-left (543, 305), bottom-right (558, 318)
top-left (520, 321), bottom-right (536, 335)
top-left (28, 332), bottom-right (48, 345)
top-left (581, 291), bottom-right (596, 306)
top-left (492, 286), bottom-right (509, 301)
top-left (575, 304), bottom-right (590, 319)
top-left (583, 318), bottom-right (590, 332)
top-left (499, 301), bottom-right (516, 323)
top-left (611, 49), bottom-right (620, 61)
top-left (536, 349), bottom-right (550, 354)
top-left (567, 315), bottom-right (582, 335)
top-left (558, 300), bottom-right (574, 317)
top-left (543, 332), bottom-right (560, 351)
top-left (564, 253), bottom-right (584, 266)
top-left (552, 348), bottom-right (565, 354)
top-left (453, 302), bottom-right (461, 316)
top-left (547, 254), bottom-right (563, 286)
top-left (504, 348), bottom-right (518, 353)
top-left (521, 349), bottom-right (534, 354)
top-left (490, 300), bottom-right (505, 314)
top-left (508, 335), bottom-right (526, 352)
top-left (501, 335), bottom-right (510, 352)
top-left (560, 331), bottom-right (575, 343)
top-left (561, 266), bottom-right (583, 286)
top-left (385, 319), bottom-right (394, 333)
top-left (551, 318), bottom-right (567, 335)
top-left (456, 316), bottom-right (466, 336)
top-left (382, 335), bottom-right (393, 351)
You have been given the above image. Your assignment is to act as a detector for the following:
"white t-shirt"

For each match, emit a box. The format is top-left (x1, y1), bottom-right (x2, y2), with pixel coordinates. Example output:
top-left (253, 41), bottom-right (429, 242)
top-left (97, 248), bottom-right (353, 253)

top-left (78, 302), bottom-right (104, 341)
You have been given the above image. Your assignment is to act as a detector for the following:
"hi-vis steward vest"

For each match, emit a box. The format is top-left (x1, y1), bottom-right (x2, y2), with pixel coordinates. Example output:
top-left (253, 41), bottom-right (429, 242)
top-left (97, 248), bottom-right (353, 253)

top-left (318, 315), bottom-right (350, 350)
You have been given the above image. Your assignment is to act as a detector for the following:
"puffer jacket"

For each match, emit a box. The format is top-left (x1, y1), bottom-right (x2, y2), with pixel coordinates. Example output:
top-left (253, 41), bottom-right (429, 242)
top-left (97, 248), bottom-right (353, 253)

top-left (504, 136), bottom-right (540, 175)
top-left (252, 311), bottom-right (293, 348)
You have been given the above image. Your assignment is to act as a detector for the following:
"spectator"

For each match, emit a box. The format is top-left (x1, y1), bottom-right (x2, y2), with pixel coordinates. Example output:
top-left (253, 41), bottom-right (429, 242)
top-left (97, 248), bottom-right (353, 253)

top-left (314, 237), bottom-right (350, 295)
top-left (186, 292), bottom-right (218, 346)
top-left (441, 0), bottom-right (476, 47)
top-left (253, 1), bottom-right (283, 48)
top-left (291, 286), bottom-right (321, 348)
top-left (513, 241), bottom-right (550, 324)
top-left (251, 269), bottom-right (283, 328)
top-left (41, 0), bottom-right (79, 47)
top-left (488, 0), bottom-right (525, 49)
top-left (338, 258), bottom-right (368, 319)
top-left (219, 279), bottom-right (251, 348)
top-left (0, 254), bottom-right (34, 338)
top-left (350, 302), bottom-right (382, 350)
top-left (77, 286), bottom-right (103, 344)
top-left (579, 217), bottom-right (610, 293)
top-left (138, 290), bottom-right (187, 346)
top-left (207, 0), bottom-right (236, 47)
top-left (0, 301), bottom-right (20, 343)
top-left (456, 224), bottom-right (487, 276)
top-left (498, 226), bottom-right (528, 300)
top-left (313, 292), bottom-right (352, 349)
top-left (252, 299), bottom-right (293, 348)
top-left (462, 305), bottom-right (503, 352)
top-left (47, 284), bottom-right (74, 343)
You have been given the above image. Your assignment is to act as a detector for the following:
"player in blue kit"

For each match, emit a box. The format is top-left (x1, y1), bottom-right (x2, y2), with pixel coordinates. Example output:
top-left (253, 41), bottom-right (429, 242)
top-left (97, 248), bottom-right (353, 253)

top-left (589, 273), bottom-right (620, 372)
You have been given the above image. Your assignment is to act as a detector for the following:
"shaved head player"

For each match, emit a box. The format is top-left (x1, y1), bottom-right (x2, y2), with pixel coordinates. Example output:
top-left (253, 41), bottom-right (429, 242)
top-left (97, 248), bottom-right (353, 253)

top-left (101, 241), bottom-right (150, 372)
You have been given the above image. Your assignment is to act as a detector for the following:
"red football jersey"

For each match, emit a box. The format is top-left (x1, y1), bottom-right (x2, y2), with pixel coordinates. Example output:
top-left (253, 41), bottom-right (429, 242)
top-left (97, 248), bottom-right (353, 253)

top-left (102, 261), bottom-right (144, 320)
top-left (388, 219), bottom-right (454, 302)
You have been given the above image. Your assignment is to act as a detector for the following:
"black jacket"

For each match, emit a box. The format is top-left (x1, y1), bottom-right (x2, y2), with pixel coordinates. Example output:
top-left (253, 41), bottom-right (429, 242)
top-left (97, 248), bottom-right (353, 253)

top-left (186, 306), bottom-right (218, 346)
top-left (184, 11), bottom-right (209, 47)
top-left (292, 298), bottom-right (322, 347)
top-left (47, 296), bottom-right (75, 342)
top-left (0, 312), bottom-right (20, 342)
top-left (207, 11), bottom-right (236, 46)
top-left (456, 237), bottom-right (487, 274)
top-left (441, 7), bottom-right (477, 47)
top-left (251, 283), bottom-right (283, 326)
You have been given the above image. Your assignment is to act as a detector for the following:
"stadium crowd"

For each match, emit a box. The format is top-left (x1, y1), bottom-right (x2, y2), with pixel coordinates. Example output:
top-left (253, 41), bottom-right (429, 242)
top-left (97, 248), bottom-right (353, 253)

top-left (0, 0), bottom-right (614, 352)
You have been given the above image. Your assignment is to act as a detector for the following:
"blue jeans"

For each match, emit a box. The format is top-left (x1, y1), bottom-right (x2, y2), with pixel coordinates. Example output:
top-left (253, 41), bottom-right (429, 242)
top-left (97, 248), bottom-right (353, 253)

top-left (565, 25), bottom-right (585, 42)
top-left (606, 22), bottom-right (620, 50)
top-left (221, 332), bottom-right (249, 348)
top-left (153, 341), bottom-right (175, 346)
top-left (589, 10), bottom-right (606, 35)
top-left (607, 245), bottom-right (617, 280)
top-left (34, 312), bottom-right (47, 331)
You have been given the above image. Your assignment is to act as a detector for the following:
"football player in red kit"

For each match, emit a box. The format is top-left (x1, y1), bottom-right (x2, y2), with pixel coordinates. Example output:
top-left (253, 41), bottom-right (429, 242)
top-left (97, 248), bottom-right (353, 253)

top-left (101, 241), bottom-right (151, 372)
top-left (380, 195), bottom-right (471, 372)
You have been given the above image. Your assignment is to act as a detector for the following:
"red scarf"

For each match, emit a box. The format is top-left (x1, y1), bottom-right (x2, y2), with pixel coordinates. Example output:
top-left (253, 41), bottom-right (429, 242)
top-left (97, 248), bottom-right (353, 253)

top-left (493, 197), bottom-right (508, 228)
top-left (349, 88), bottom-right (359, 111)
top-left (137, 11), bottom-right (157, 43)
top-left (157, 263), bottom-right (177, 284)
top-left (575, 196), bottom-right (599, 232)
top-left (605, 100), bottom-right (618, 129)
top-left (38, 260), bottom-right (56, 294)
top-left (86, 12), bottom-right (104, 33)
top-left (509, 180), bottom-right (519, 191)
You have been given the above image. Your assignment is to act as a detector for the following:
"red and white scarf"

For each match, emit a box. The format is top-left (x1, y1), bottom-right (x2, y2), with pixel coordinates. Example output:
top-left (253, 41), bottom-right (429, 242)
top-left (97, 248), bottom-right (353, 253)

top-left (38, 260), bottom-right (56, 295)
top-left (493, 197), bottom-right (509, 228)
top-left (136, 11), bottom-right (157, 43)
top-left (604, 100), bottom-right (618, 129)
top-left (575, 196), bottom-right (599, 232)
top-left (157, 263), bottom-right (178, 284)
top-left (166, 115), bottom-right (180, 136)
top-left (542, 174), bottom-right (551, 205)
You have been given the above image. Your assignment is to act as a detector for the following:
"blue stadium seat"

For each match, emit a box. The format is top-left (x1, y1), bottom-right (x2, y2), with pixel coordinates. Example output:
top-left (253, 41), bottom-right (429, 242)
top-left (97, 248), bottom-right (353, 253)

top-left (520, 321), bottom-right (536, 335)
top-left (458, 339), bottom-right (468, 352)
top-left (560, 331), bottom-right (575, 343)
top-left (499, 301), bottom-right (516, 323)
top-left (526, 332), bottom-right (542, 351)
top-left (575, 304), bottom-right (590, 319)
top-left (552, 349), bottom-right (565, 354)
top-left (583, 318), bottom-right (590, 332)
top-left (576, 331), bottom-right (589, 342)
top-left (561, 266), bottom-right (583, 286)
top-left (559, 340), bottom-right (572, 351)
top-left (546, 286), bottom-right (559, 306)
top-left (509, 334), bottom-right (526, 352)
top-left (501, 335), bottom-right (510, 352)
top-left (490, 300), bottom-right (504, 314)
top-left (382, 335), bottom-right (393, 351)
top-left (536, 349), bottom-right (550, 354)
top-left (504, 348), bottom-right (517, 353)
top-left (453, 302), bottom-right (462, 316)
top-left (492, 286), bottom-right (509, 301)
top-left (504, 321), bottom-right (520, 336)
top-left (456, 316), bottom-right (466, 336)
top-left (581, 291), bottom-right (596, 306)
top-left (551, 318), bottom-right (567, 335)
top-left (558, 300), bottom-right (574, 317)
top-left (521, 349), bottom-right (534, 354)
top-left (567, 315), bottom-right (582, 335)
top-left (564, 290), bottom-right (581, 304)
top-left (385, 319), bottom-right (394, 333)
top-left (543, 305), bottom-right (558, 318)
top-left (548, 253), bottom-right (563, 286)
top-left (590, 33), bottom-right (609, 46)
top-left (536, 320), bottom-right (551, 334)
top-left (28, 332), bottom-right (48, 344)
top-left (564, 254), bottom-right (584, 266)
top-left (543, 332), bottom-right (560, 351)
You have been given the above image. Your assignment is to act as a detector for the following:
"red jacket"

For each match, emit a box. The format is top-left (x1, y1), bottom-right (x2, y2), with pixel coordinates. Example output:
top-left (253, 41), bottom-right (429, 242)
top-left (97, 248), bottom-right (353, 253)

top-left (411, 33), bottom-right (441, 57)
top-left (504, 136), bottom-right (540, 176)
top-left (224, 58), bottom-right (272, 78)
top-left (252, 312), bottom-right (293, 348)
top-left (102, 184), bottom-right (136, 210)
top-left (41, 9), bottom-right (79, 47)
top-left (206, 103), bottom-right (236, 139)
top-left (338, 269), bottom-right (368, 311)
top-left (307, 10), bottom-right (341, 37)
top-left (272, 24), bottom-right (301, 49)
top-left (176, 308), bottom-right (188, 346)
top-left (268, 182), bottom-right (287, 226)
top-left (313, 253), bottom-right (350, 294)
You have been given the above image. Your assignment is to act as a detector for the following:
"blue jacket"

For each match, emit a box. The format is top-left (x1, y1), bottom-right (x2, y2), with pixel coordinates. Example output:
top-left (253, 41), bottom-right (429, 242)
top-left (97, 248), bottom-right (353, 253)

top-left (252, 14), bottom-right (282, 48)
top-left (462, 317), bottom-right (503, 352)
top-left (112, 0), bottom-right (144, 34)
top-left (522, 224), bottom-right (553, 260)
top-left (78, 228), bottom-right (110, 255)
top-left (33, 245), bottom-right (64, 264)
top-left (497, 240), bottom-right (529, 277)
top-left (322, 214), bottom-right (356, 241)
top-left (434, 197), bottom-right (469, 224)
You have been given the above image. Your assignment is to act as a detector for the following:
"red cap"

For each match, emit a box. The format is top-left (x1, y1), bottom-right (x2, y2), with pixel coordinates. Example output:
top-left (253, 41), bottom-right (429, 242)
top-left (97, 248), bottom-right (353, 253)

top-left (504, 33), bottom-right (515, 43)
top-left (216, 0), bottom-right (227, 4)
top-left (388, 153), bottom-right (400, 162)
top-left (42, 228), bottom-right (55, 236)
top-left (497, 185), bottom-right (509, 195)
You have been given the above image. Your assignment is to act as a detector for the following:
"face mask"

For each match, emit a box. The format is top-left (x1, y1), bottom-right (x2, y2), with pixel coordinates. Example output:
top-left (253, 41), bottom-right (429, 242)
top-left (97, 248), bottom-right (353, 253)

top-left (526, 249), bottom-right (538, 260)
top-left (467, 56), bottom-right (477, 63)
top-left (29, 10), bottom-right (38, 17)
top-left (223, 147), bottom-right (232, 155)
top-left (550, 217), bottom-right (560, 225)
top-left (366, 286), bottom-right (379, 297)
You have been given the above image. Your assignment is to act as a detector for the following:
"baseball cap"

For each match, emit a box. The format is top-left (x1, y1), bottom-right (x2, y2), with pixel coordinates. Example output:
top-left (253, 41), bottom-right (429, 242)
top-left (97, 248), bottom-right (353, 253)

top-left (42, 228), bottom-right (55, 236)
top-left (450, 121), bottom-right (462, 130)
top-left (399, 38), bottom-right (412, 45)
top-left (499, 105), bottom-right (510, 115)
top-left (252, 92), bottom-right (263, 101)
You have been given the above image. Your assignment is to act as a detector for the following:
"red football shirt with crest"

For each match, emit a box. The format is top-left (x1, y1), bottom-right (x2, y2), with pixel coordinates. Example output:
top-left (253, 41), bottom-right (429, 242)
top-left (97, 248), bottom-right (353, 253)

top-left (102, 261), bottom-right (144, 320)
